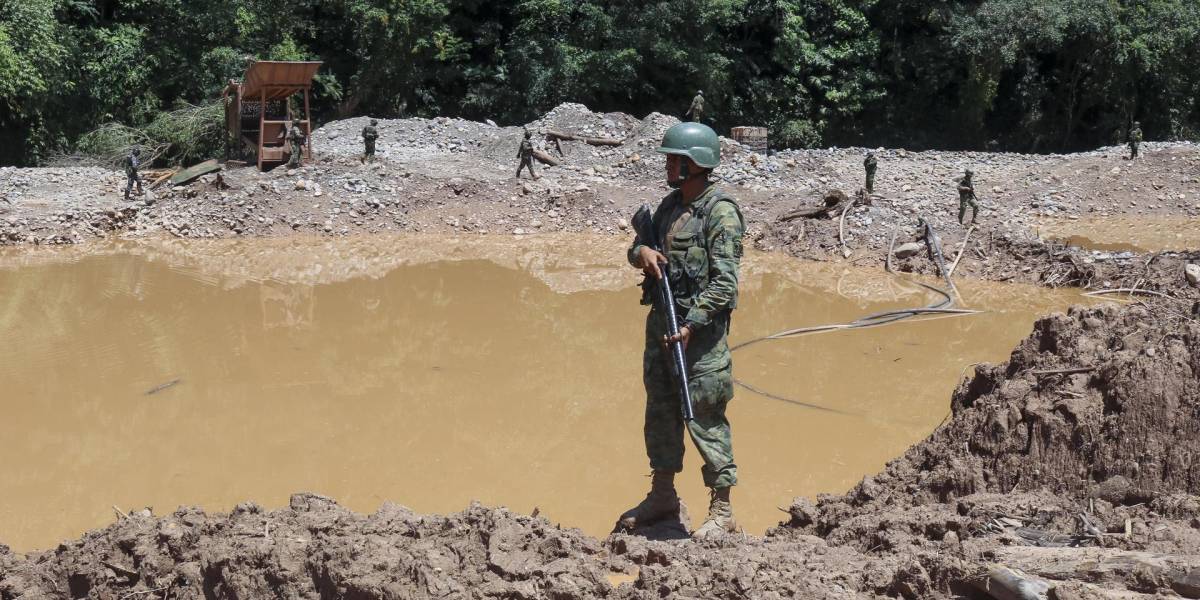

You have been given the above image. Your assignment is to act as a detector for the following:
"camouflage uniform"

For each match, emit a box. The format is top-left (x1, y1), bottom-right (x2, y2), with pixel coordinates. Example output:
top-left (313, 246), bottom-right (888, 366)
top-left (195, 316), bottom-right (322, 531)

top-left (864, 152), bottom-right (877, 194)
top-left (687, 93), bottom-right (705, 123)
top-left (362, 120), bottom-right (379, 163)
top-left (123, 150), bottom-right (143, 200)
top-left (627, 184), bottom-right (745, 489)
top-left (516, 133), bottom-right (537, 179)
top-left (287, 120), bottom-right (305, 168)
top-left (957, 171), bottom-right (979, 225)
top-left (1129, 123), bottom-right (1143, 159)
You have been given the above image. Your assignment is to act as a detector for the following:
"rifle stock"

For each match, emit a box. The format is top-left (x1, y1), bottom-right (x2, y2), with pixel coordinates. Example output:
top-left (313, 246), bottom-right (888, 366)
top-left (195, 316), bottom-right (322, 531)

top-left (631, 204), bottom-right (695, 421)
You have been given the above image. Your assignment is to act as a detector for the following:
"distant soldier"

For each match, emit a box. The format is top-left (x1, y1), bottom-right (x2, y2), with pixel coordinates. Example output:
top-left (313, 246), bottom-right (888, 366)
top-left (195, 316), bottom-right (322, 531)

top-left (516, 129), bottom-right (538, 180)
top-left (287, 118), bottom-right (306, 169)
top-left (957, 169), bottom-right (979, 225)
top-left (1128, 121), bottom-right (1143, 160)
top-left (863, 151), bottom-right (878, 194)
top-left (362, 119), bottom-right (379, 163)
top-left (123, 147), bottom-right (144, 200)
top-left (686, 90), bottom-right (704, 122)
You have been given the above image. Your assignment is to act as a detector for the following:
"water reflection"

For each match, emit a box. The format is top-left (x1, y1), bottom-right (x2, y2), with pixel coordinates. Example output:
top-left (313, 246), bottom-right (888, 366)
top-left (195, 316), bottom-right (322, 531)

top-left (0, 235), bottom-right (1096, 551)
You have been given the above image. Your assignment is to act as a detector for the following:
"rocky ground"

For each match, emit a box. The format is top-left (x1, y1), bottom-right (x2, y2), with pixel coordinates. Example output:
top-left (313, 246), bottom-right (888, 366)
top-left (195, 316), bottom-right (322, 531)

top-left (3, 303), bottom-right (1200, 600)
top-left (3, 103), bottom-right (1200, 296)
top-left (4, 105), bottom-right (1200, 599)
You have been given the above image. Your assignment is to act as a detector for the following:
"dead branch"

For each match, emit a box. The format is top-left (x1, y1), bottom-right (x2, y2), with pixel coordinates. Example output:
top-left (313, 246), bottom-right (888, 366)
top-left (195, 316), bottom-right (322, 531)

top-left (545, 130), bottom-right (624, 146)
top-left (1031, 366), bottom-right (1095, 376)
top-left (531, 149), bottom-right (561, 166)
top-left (947, 225), bottom-right (976, 277)
top-left (838, 195), bottom-right (857, 258)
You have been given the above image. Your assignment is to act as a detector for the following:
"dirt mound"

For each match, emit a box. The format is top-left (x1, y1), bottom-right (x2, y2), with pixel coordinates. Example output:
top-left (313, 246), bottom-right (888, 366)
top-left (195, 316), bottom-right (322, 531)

top-left (6, 304), bottom-right (1200, 599)
top-left (774, 302), bottom-right (1200, 596)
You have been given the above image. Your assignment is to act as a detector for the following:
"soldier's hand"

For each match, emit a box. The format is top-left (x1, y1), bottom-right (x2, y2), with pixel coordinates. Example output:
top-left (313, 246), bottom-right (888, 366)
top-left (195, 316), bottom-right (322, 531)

top-left (664, 326), bottom-right (691, 352)
top-left (636, 246), bottom-right (667, 280)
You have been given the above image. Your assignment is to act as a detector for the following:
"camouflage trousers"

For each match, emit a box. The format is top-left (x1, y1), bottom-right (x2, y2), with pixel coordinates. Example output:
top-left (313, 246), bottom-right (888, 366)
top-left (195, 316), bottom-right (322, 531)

top-left (124, 170), bottom-right (142, 198)
top-left (643, 355), bottom-right (737, 489)
top-left (364, 139), bottom-right (376, 161)
top-left (958, 195), bottom-right (979, 224)
top-left (516, 157), bottom-right (536, 179)
top-left (1129, 141), bottom-right (1139, 159)
top-left (289, 140), bottom-right (303, 168)
top-left (865, 170), bottom-right (876, 194)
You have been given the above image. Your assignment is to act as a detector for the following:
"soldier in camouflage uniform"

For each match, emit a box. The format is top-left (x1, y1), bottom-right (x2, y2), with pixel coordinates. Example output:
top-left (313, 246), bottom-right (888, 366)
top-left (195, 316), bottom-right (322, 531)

top-left (123, 147), bottom-right (144, 200)
top-left (620, 122), bottom-right (745, 540)
top-left (864, 150), bottom-right (878, 194)
top-left (516, 129), bottom-right (538, 180)
top-left (287, 118), bottom-right (306, 169)
top-left (686, 90), bottom-right (704, 123)
top-left (362, 119), bottom-right (379, 164)
top-left (1128, 121), bottom-right (1143, 160)
top-left (957, 168), bottom-right (979, 225)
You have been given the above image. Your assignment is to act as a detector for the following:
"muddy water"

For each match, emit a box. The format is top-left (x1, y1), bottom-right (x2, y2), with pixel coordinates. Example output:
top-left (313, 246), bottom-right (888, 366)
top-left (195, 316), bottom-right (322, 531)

top-left (1038, 215), bottom-right (1200, 252)
top-left (0, 236), bottom-right (1097, 551)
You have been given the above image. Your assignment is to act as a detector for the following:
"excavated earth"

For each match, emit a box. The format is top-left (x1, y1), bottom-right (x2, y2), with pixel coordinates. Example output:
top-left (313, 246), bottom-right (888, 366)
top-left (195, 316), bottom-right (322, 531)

top-left (2, 103), bottom-right (1200, 296)
top-left (4, 302), bottom-right (1200, 599)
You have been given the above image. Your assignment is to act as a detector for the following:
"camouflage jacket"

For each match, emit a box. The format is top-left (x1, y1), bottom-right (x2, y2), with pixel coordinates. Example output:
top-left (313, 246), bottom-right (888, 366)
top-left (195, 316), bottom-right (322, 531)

top-left (287, 126), bottom-right (306, 145)
top-left (518, 139), bottom-right (533, 159)
top-left (124, 154), bottom-right (139, 175)
top-left (628, 185), bottom-right (745, 375)
top-left (1130, 127), bottom-right (1143, 143)
top-left (689, 95), bottom-right (704, 114)
top-left (864, 155), bottom-right (877, 172)
top-left (958, 176), bottom-right (975, 198)
top-left (362, 125), bottom-right (378, 141)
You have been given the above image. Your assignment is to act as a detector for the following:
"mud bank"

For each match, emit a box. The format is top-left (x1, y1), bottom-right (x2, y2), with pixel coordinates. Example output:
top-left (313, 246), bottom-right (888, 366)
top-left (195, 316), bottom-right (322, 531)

top-left (4, 302), bottom-right (1199, 599)
top-left (3, 103), bottom-right (1200, 294)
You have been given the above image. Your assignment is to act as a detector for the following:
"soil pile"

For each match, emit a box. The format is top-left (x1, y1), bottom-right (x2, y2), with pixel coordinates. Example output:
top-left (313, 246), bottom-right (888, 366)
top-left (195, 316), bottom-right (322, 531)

top-left (5, 303), bottom-right (1200, 599)
top-left (3, 103), bottom-right (1200, 298)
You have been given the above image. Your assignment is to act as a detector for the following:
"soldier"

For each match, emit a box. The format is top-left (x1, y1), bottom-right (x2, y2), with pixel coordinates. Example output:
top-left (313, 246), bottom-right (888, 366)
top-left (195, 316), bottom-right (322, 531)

top-left (287, 118), bottom-right (306, 169)
top-left (1128, 121), bottom-right (1143, 160)
top-left (362, 119), bottom-right (379, 163)
top-left (516, 129), bottom-right (538, 180)
top-left (686, 90), bottom-right (704, 123)
top-left (620, 122), bottom-right (745, 540)
top-left (123, 146), bottom-right (144, 200)
top-left (863, 150), bottom-right (878, 194)
top-left (957, 168), bottom-right (980, 225)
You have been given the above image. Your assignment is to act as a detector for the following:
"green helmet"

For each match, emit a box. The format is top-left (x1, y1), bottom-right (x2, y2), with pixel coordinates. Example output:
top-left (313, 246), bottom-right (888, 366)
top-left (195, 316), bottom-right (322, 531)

top-left (656, 122), bottom-right (720, 169)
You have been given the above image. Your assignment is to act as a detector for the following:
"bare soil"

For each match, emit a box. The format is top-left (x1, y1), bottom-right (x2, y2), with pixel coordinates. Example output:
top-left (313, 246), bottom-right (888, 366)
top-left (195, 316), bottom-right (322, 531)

top-left (4, 303), bottom-right (1199, 599)
top-left (3, 103), bottom-right (1199, 297)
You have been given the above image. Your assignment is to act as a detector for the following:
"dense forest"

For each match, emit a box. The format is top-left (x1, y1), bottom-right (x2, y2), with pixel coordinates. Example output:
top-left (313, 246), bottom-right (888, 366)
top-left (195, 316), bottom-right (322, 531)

top-left (2, 0), bottom-right (1199, 166)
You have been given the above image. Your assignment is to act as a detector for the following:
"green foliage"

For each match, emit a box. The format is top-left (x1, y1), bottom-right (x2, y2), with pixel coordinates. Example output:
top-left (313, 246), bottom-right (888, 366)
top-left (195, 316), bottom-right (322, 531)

top-left (70, 102), bottom-right (223, 168)
top-left (3, 0), bottom-right (1200, 165)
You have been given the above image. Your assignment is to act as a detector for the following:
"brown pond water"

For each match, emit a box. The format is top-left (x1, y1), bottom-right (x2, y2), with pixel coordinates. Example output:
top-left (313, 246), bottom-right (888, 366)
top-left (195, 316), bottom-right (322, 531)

top-left (1038, 215), bottom-right (1200, 252)
top-left (0, 235), bottom-right (1100, 551)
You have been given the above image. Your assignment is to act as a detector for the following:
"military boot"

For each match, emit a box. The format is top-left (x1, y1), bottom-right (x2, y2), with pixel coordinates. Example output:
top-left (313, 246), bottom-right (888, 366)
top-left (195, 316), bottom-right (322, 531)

top-left (616, 471), bottom-right (679, 531)
top-left (692, 487), bottom-right (737, 540)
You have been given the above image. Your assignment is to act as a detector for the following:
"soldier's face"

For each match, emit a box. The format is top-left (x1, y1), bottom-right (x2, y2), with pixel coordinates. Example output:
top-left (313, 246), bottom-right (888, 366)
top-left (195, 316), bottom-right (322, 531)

top-left (666, 155), bottom-right (692, 188)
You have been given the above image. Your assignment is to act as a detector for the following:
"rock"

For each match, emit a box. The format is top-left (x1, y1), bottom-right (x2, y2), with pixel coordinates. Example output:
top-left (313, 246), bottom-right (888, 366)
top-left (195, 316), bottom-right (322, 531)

top-left (1110, 166), bottom-right (1121, 175)
top-left (894, 242), bottom-right (923, 259)
top-left (1185, 263), bottom-right (1200, 287)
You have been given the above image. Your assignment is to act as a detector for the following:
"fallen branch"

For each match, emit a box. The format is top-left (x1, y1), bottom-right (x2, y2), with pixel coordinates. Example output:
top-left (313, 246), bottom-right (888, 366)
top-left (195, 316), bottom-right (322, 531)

top-left (779, 203), bottom-right (842, 221)
top-left (988, 546), bottom-right (1200, 598)
top-left (838, 195), bottom-right (857, 258)
top-left (947, 225), bottom-right (976, 277)
top-left (1031, 366), bottom-right (1095, 376)
top-left (545, 130), bottom-right (624, 146)
top-left (1084, 288), bottom-right (1174, 300)
top-left (531, 149), bottom-right (561, 166)
top-left (973, 564), bottom-right (1049, 600)
top-left (885, 226), bottom-right (898, 274)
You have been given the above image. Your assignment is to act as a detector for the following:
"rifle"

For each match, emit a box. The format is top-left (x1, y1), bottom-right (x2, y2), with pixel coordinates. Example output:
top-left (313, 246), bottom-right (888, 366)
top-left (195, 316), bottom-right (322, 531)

top-left (631, 204), bottom-right (695, 421)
